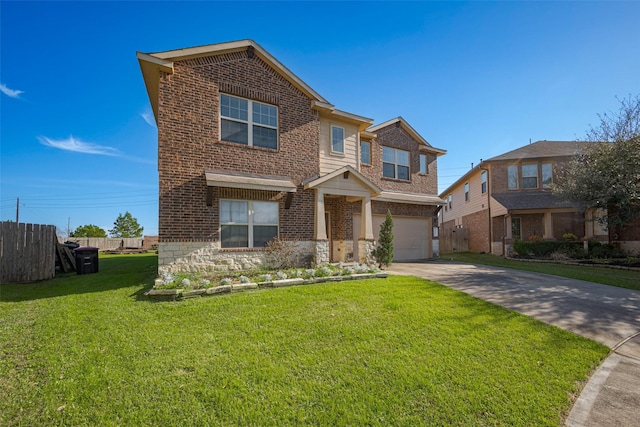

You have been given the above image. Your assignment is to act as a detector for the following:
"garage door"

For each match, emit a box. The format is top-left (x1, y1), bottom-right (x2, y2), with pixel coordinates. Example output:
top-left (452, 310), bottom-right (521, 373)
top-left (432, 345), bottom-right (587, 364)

top-left (353, 215), bottom-right (431, 261)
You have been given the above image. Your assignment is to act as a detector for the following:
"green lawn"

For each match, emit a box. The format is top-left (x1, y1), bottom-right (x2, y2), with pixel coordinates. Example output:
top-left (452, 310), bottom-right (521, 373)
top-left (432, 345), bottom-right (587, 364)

top-left (445, 252), bottom-right (640, 291)
top-left (1, 254), bottom-right (607, 426)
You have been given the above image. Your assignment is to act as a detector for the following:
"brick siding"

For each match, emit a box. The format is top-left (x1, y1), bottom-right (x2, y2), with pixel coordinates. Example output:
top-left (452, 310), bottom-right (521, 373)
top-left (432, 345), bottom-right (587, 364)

top-left (361, 124), bottom-right (438, 194)
top-left (462, 209), bottom-right (490, 252)
top-left (157, 50), bottom-right (319, 242)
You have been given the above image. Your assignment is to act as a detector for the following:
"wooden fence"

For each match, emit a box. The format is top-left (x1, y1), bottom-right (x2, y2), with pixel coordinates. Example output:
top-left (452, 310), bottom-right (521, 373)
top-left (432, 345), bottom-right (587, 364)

top-left (439, 227), bottom-right (470, 254)
top-left (57, 237), bottom-right (145, 250)
top-left (1, 222), bottom-right (57, 283)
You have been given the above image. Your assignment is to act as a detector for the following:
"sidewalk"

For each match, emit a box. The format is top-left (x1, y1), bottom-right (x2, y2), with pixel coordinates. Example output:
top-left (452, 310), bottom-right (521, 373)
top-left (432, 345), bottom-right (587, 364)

top-left (566, 334), bottom-right (640, 426)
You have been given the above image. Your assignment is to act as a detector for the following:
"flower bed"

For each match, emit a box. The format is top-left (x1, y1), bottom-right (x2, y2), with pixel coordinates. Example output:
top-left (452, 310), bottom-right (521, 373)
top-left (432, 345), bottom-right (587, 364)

top-left (145, 263), bottom-right (387, 301)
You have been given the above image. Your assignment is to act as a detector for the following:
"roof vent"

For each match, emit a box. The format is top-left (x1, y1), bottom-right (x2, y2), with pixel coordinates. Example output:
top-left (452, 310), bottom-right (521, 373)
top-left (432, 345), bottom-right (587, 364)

top-left (247, 46), bottom-right (255, 58)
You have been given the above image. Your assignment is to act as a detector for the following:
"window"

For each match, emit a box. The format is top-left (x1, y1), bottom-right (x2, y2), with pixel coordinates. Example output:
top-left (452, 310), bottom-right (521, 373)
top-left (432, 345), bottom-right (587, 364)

top-left (508, 165), bottom-right (518, 190)
top-left (361, 141), bottom-right (371, 164)
top-left (419, 154), bottom-right (427, 174)
top-left (448, 194), bottom-right (452, 209)
top-left (220, 93), bottom-right (278, 149)
top-left (511, 217), bottom-right (522, 241)
top-left (542, 163), bottom-right (553, 189)
top-left (331, 125), bottom-right (344, 154)
top-left (481, 170), bottom-right (487, 194)
top-left (220, 200), bottom-right (278, 248)
top-left (382, 147), bottom-right (410, 180)
top-left (522, 164), bottom-right (538, 189)
top-left (464, 182), bottom-right (470, 202)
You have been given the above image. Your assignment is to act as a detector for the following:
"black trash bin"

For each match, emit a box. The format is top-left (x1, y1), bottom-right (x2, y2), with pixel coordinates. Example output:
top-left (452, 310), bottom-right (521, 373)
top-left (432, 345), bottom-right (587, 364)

top-left (74, 247), bottom-right (99, 275)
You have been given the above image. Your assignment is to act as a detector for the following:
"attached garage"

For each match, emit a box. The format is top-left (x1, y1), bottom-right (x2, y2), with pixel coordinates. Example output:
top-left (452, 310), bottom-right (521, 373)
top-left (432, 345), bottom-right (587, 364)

top-left (354, 214), bottom-right (432, 261)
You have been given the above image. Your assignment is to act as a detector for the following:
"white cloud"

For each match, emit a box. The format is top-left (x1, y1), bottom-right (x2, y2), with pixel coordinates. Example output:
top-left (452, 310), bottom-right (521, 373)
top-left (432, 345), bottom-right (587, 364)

top-left (37, 136), bottom-right (120, 156)
top-left (0, 83), bottom-right (24, 98)
top-left (141, 110), bottom-right (156, 128)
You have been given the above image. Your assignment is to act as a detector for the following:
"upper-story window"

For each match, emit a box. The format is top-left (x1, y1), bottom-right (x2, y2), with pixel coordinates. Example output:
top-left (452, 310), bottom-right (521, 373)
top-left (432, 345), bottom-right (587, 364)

top-left (448, 194), bottom-right (452, 209)
top-left (522, 164), bottom-right (538, 189)
top-left (361, 141), bottom-right (371, 165)
top-left (419, 154), bottom-right (427, 174)
top-left (464, 182), bottom-right (470, 201)
top-left (481, 170), bottom-right (487, 193)
top-left (331, 125), bottom-right (345, 154)
top-left (220, 93), bottom-right (278, 149)
top-left (508, 165), bottom-right (518, 190)
top-left (382, 147), bottom-right (410, 180)
top-left (541, 163), bottom-right (553, 189)
top-left (220, 199), bottom-right (278, 248)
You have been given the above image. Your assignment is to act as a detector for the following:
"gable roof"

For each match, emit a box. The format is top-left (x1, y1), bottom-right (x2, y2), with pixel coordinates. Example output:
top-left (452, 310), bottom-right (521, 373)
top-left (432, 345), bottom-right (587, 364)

top-left (367, 117), bottom-right (447, 156)
top-left (486, 140), bottom-right (593, 162)
top-left (439, 140), bottom-right (593, 198)
top-left (138, 39), bottom-right (371, 126)
top-left (303, 165), bottom-right (382, 195)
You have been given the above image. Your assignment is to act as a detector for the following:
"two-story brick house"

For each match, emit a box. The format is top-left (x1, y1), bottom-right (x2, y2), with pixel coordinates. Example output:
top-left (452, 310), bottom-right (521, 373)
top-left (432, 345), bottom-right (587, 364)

top-left (138, 40), bottom-right (446, 273)
top-left (439, 141), bottom-right (609, 255)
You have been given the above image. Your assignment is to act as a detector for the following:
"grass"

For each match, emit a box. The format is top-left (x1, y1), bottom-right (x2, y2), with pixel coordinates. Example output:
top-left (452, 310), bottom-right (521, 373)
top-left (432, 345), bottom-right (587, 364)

top-left (445, 252), bottom-right (640, 291)
top-left (1, 253), bottom-right (608, 426)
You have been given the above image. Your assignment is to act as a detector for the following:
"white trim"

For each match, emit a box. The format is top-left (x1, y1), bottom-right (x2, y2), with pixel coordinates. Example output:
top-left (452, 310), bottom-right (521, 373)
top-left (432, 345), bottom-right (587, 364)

top-left (220, 199), bottom-right (279, 249)
top-left (330, 124), bottom-right (345, 154)
top-left (368, 116), bottom-right (447, 156)
top-left (220, 93), bottom-right (278, 149)
top-left (303, 165), bottom-right (382, 195)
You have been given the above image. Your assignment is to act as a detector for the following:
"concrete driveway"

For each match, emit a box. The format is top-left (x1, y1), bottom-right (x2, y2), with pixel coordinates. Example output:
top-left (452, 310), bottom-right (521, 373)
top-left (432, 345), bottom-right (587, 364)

top-left (386, 261), bottom-right (640, 427)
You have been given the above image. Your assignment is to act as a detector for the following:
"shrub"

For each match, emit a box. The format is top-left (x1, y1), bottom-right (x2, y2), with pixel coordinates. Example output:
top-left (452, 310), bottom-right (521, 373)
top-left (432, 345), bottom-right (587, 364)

top-left (258, 274), bottom-right (272, 282)
top-left (513, 240), bottom-right (583, 258)
top-left (563, 233), bottom-right (578, 241)
top-left (220, 278), bottom-right (232, 286)
top-left (239, 275), bottom-right (250, 284)
top-left (372, 210), bottom-right (394, 267)
top-left (276, 271), bottom-right (288, 280)
top-left (589, 241), bottom-right (626, 259)
top-left (264, 238), bottom-right (311, 269)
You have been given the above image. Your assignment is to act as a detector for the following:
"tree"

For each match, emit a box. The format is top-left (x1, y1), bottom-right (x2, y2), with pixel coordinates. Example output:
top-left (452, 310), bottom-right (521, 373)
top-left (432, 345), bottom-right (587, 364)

top-left (71, 224), bottom-right (107, 237)
top-left (109, 212), bottom-right (144, 237)
top-left (372, 210), bottom-right (394, 267)
top-left (554, 94), bottom-right (640, 231)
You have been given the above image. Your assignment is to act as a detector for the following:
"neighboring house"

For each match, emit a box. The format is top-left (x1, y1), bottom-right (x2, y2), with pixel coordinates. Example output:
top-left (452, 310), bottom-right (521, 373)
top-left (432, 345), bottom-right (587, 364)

top-left (439, 141), bottom-right (609, 256)
top-left (138, 39), bottom-right (446, 273)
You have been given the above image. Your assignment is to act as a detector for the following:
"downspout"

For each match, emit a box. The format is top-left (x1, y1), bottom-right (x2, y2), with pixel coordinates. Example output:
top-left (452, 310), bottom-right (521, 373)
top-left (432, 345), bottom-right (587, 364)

top-left (479, 161), bottom-right (492, 254)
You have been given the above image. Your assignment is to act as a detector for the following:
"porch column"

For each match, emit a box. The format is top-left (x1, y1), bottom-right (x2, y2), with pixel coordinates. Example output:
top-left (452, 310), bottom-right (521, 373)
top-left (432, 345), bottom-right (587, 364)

top-left (360, 195), bottom-right (374, 240)
top-left (315, 190), bottom-right (327, 240)
top-left (585, 209), bottom-right (594, 239)
top-left (543, 211), bottom-right (553, 239)
top-left (505, 215), bottom-right (513, 239)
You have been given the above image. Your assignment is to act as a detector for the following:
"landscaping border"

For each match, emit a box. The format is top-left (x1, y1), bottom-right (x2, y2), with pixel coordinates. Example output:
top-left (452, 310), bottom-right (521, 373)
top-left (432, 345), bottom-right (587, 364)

top-left (145, 272), bottom-right (389, 301)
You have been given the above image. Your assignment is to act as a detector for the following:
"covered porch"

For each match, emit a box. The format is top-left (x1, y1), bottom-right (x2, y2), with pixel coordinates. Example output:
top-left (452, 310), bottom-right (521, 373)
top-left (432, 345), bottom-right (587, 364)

top-left (303, 166), bottom-right (382, 264)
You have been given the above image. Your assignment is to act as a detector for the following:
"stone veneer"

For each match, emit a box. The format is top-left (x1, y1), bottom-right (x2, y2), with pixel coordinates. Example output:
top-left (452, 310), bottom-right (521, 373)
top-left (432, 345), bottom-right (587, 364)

top-left (159, 239), bottom-right (377, 274)
top-left (358, 239), bottom-right (376, 264)
top-left (314, 240), bottom-right (330, 265)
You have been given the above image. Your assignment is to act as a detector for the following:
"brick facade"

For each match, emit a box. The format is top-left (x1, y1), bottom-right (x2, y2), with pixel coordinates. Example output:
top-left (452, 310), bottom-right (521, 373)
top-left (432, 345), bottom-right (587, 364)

top-left (157, 51), bottom-right (319, 243)
top-left (462, 209), bottom-right (490, 252)
top-left (141, 41), bottom-right (445, 272)
top-left (361, 124), bottom-right (439, 194)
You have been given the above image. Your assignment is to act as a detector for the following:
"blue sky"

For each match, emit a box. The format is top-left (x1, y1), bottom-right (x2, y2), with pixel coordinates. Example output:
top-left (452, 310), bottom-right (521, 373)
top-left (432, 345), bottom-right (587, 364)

top-left (1, 1), bottom-right (639, 236)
